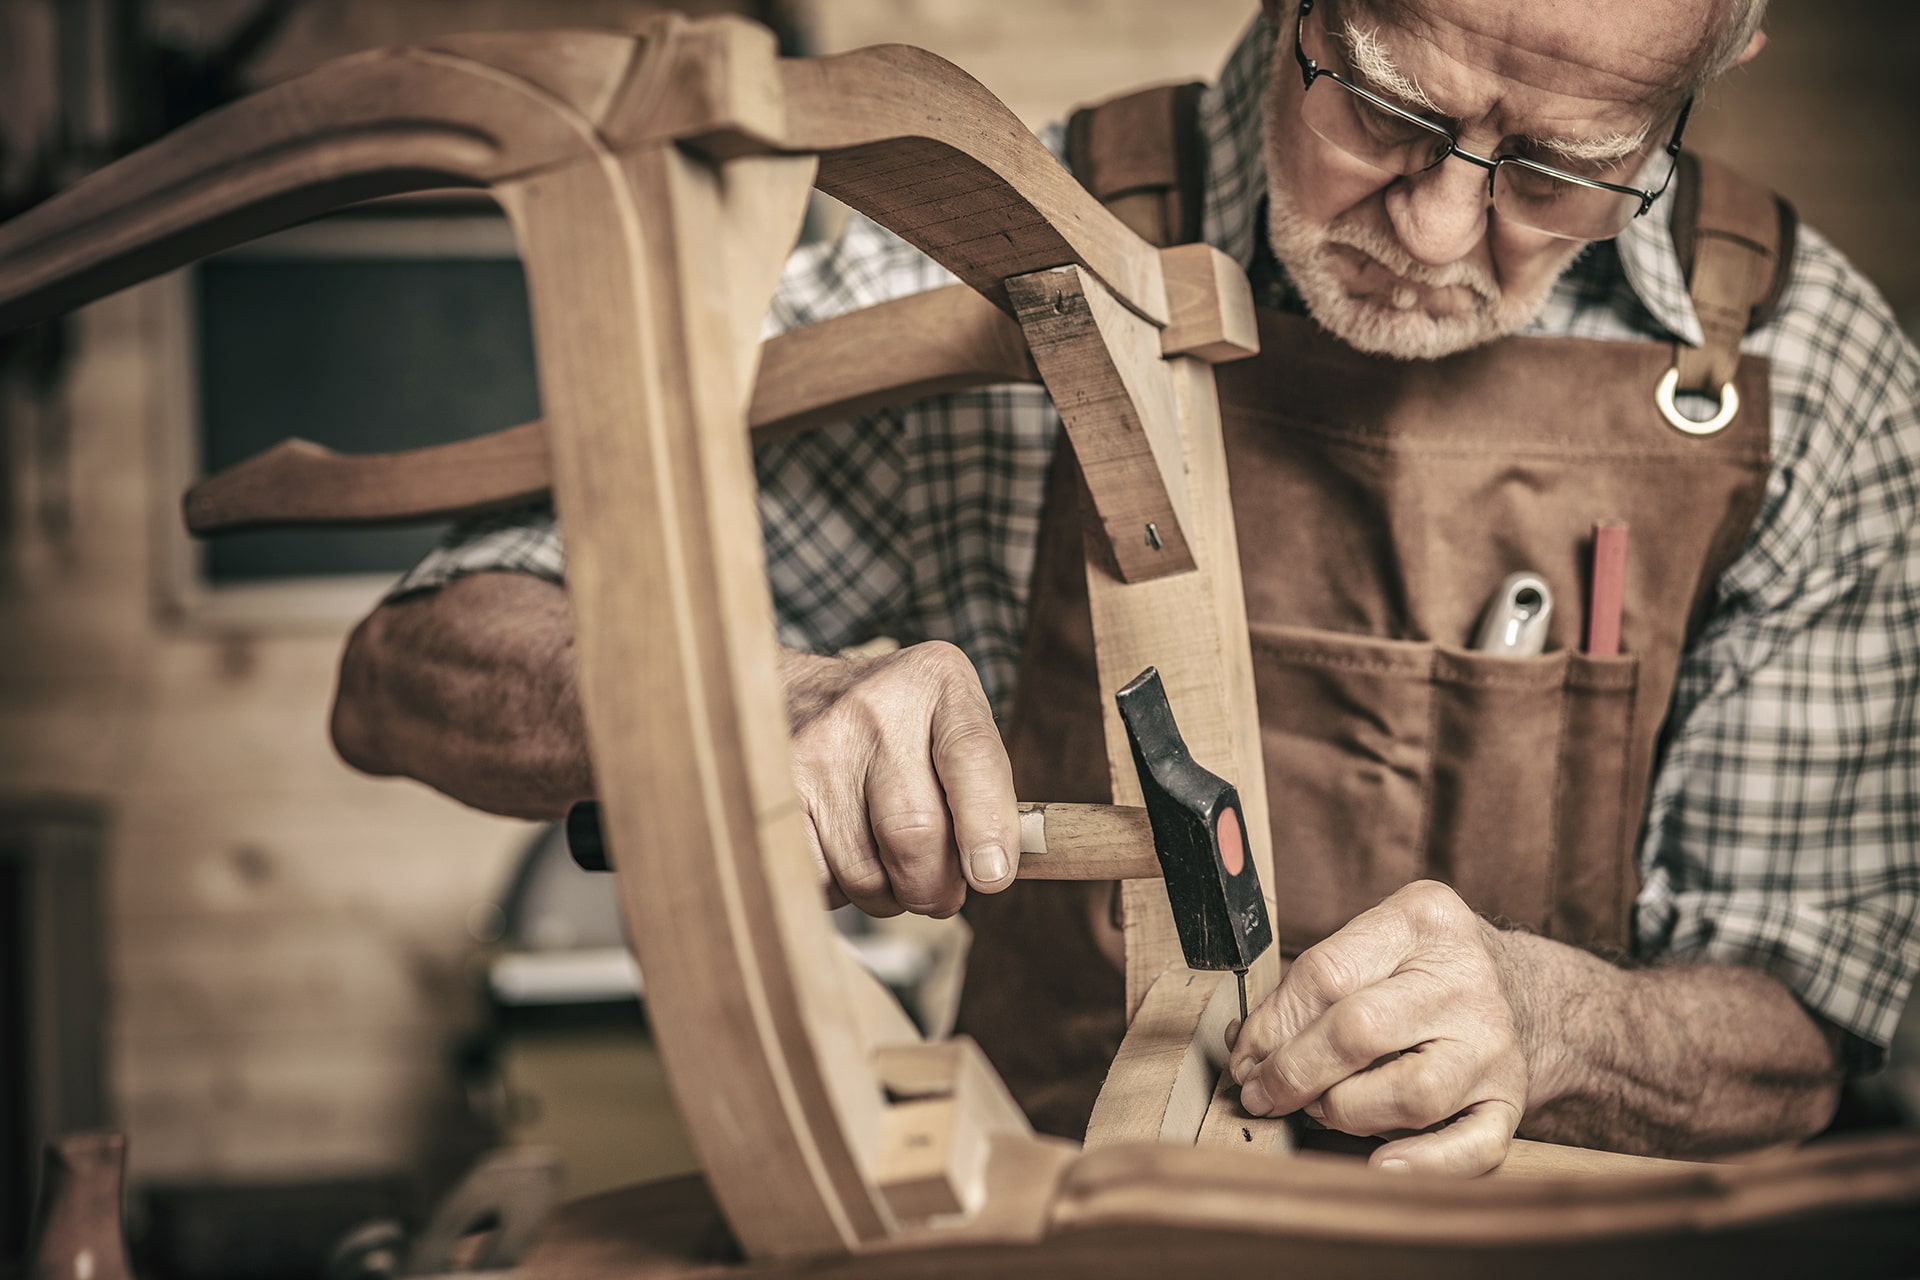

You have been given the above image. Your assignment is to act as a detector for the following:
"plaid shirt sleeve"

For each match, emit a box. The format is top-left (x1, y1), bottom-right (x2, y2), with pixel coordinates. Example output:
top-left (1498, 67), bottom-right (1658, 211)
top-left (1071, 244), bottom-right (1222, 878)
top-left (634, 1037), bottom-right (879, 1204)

top-left (1634, 225), bottom-right (1920, 1065)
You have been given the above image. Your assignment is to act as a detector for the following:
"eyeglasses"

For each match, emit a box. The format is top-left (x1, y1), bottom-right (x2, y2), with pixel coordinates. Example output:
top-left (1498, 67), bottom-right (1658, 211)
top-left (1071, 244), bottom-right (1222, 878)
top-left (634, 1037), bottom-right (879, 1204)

top-left (1291, 0), bottom-right (1690, 241)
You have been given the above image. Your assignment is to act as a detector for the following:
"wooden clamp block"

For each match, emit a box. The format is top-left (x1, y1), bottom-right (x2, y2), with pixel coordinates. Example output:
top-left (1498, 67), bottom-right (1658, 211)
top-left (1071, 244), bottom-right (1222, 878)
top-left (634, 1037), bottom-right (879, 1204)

top-left (872, 1038), bottom-right (1031, 1225)
top-left (1009, 264), bottom-right (1196, 583)
top-left (1158, 243), bottom-right (1259, 364)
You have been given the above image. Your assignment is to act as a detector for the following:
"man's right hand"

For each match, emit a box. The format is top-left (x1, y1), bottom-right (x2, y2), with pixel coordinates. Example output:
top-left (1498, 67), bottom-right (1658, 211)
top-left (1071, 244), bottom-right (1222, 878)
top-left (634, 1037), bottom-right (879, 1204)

top-left (781, 641), bottom-right (1020, 918)
top-left (334, 576), bottom-right (1018, 918)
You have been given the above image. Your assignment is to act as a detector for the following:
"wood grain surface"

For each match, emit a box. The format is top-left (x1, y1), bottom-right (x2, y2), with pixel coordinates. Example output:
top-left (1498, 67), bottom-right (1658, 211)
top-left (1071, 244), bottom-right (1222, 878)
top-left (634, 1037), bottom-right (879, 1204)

top-left (505, 140), bottom-right (891, 1257)
top-left (1084, 969), bottom-right (1236, 1150)
top-left (1009, 264), bottom-right (1195, 582)
top-left (519, 1132), bottom-right (1920, 1277)
top-left (1014, 803), bottom-right (1158, 880)
top-left (778, 43), bottom-right (1168, 323)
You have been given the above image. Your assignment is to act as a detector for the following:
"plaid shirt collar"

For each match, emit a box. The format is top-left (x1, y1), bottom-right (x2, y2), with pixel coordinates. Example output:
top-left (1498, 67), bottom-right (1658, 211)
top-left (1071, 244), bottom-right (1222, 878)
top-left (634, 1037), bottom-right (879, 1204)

top-left (1200, 14), bottom-right (1707, 348)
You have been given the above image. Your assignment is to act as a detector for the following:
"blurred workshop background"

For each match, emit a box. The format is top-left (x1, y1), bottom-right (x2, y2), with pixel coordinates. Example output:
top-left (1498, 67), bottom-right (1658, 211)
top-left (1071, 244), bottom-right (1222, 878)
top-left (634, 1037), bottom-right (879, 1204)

top-left (0, 1), bottom-right (1914, 1276)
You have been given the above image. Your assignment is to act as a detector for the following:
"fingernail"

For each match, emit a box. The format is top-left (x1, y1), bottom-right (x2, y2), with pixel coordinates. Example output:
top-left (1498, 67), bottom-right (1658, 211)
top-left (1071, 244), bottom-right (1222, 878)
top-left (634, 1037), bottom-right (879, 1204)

top-left (1303, 1100), bottom-right (1325, 1122)
top-left (1378, 1158), bottom-right (1411, 1174)
top-left (1231, 1056), bottom-right (1252, 1084)
top-left (973, 844), bottom-right (1008, 883)
top-left (1239, 1079), bottom-right (1271, 1115)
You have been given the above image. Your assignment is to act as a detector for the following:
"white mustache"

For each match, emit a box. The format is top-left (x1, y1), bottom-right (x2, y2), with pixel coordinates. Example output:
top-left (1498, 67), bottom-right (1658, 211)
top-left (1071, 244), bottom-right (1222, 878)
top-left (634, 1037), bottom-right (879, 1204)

top-left (1323, 219), bottom-right (1500, 305)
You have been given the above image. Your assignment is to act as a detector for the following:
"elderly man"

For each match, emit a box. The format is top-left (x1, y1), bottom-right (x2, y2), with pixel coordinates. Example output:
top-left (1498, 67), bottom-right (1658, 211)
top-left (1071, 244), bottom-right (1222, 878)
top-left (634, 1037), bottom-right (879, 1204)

top-left (331, 0), bottom-right (1920, 1174)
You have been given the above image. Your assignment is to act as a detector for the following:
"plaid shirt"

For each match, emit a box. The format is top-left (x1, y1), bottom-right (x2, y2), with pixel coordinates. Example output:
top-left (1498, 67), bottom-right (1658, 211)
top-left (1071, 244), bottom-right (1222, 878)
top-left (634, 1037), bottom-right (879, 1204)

top-left (396, 17), bottom-right (1920, 1061)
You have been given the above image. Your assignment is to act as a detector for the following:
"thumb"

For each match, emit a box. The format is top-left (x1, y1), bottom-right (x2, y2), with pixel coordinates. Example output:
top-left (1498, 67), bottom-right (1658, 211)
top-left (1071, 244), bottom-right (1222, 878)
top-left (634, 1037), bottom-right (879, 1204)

top-left (930, 678), bottom-right (1019, 891)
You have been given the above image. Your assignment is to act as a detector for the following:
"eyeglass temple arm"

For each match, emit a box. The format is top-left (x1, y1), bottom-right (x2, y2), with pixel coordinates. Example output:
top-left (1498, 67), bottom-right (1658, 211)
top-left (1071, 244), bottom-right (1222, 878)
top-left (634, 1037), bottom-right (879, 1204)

top-left (1294, 0), bottom-right (1319, 85)
top-left (1640, 96), bottom-right (1695, 212)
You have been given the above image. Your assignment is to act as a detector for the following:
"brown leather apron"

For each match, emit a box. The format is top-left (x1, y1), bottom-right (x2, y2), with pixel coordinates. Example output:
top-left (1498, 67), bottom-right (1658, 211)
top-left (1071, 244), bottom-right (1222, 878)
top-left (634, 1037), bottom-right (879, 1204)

top-left (955, 90), bottom-right (1790, 1141)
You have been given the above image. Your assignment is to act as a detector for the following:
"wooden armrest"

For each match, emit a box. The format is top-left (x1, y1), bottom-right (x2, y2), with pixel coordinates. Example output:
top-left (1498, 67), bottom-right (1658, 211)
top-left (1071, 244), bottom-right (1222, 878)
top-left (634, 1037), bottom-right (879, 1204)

top-left (182, 284), bottom-right (1037, 534)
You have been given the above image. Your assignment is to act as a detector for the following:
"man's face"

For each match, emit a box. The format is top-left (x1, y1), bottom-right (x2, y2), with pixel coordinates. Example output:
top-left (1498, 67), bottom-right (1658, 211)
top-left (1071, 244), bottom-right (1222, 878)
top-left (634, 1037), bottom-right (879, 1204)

top-left (1260, 0), bottom-right (1716, 360)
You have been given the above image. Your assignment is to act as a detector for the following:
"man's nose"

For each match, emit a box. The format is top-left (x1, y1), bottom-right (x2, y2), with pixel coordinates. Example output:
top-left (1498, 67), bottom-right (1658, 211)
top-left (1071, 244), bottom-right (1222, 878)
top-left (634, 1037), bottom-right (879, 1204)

top-left (1383, 154), bottom-right (1491, 267)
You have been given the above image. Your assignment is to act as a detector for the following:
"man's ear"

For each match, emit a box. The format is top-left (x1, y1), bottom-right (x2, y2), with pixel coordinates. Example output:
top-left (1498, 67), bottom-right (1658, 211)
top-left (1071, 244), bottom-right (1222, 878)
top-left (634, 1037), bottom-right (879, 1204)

top-left (1731, 28), bottom-right (1767, 69)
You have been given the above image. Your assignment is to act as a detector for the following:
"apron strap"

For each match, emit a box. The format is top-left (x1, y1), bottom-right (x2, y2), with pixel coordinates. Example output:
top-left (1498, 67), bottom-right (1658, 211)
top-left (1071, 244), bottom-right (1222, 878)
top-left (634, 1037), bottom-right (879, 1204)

top-left (1665, 151), bottom-right (1799, 420)
top-left (1065, 82), bottom-right (1207, 248)
top-left (1064, 88), bottom-right (1797, 433)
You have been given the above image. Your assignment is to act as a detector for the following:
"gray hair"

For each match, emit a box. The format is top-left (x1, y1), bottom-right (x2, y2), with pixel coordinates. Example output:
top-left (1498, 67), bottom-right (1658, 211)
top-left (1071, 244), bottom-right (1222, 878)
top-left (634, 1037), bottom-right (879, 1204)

top-left (1694, 0), bottom-right (1768, 90)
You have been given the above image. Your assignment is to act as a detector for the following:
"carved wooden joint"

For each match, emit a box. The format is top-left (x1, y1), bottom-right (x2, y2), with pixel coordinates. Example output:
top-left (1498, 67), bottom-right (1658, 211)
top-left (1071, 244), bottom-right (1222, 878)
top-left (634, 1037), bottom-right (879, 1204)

top-left (1158, 243), bottom-right (1260, 364)
top-left (872, 1038), bottom-right (1030, 1224)
top-left (1009, 264), bottom-right (1196, 583)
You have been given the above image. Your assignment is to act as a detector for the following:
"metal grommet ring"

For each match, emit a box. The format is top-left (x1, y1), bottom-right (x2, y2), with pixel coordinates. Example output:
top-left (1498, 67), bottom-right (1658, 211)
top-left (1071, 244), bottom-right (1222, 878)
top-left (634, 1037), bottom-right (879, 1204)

top-left (1655, 366), bottom-right (1739, 436)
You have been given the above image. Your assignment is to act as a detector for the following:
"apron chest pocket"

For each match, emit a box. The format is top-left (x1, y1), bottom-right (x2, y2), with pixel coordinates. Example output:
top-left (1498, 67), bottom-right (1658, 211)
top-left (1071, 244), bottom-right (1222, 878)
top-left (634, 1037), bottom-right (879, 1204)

top-left (1250, 623), bottom-right (1639, 954)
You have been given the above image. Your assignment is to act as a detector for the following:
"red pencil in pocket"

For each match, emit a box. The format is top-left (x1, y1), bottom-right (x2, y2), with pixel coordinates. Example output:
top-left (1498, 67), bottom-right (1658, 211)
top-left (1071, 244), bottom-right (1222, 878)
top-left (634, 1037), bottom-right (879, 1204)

top-left (1587, 520), bottom-right (1628, 656)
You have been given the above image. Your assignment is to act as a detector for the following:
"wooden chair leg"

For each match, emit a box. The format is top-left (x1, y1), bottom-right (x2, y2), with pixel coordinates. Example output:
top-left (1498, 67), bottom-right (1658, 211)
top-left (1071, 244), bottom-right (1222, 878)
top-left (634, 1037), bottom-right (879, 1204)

top-left (499, 142), bottom-right (891, 1260)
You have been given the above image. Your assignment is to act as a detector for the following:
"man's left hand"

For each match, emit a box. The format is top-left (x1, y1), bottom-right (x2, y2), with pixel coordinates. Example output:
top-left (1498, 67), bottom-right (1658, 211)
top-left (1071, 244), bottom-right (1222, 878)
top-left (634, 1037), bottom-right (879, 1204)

top-left (1226, 880), bottom-right (1533, 1175)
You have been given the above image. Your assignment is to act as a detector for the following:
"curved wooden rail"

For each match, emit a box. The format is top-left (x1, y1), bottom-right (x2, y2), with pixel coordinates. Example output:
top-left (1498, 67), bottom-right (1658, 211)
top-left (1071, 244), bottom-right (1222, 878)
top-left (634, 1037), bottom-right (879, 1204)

top-left (0, 19), bottom-right (1177, 342)
top-left (0, 35), bottom-right (617, 334)
top-left (182, 285), bottom-right (1037, 532)
top-left (521, 1130), bottom-right (1920, 1276)
top-left (184, 429), bottom-right (549, 533)
top-left (776, 46), bottom-right (1167, 324)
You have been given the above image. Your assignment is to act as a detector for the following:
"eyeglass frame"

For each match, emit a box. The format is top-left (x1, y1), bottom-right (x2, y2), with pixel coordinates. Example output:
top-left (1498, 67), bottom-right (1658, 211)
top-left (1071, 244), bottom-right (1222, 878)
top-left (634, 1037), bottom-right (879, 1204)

top-left (1290, 0), bottom-right (1693, 238)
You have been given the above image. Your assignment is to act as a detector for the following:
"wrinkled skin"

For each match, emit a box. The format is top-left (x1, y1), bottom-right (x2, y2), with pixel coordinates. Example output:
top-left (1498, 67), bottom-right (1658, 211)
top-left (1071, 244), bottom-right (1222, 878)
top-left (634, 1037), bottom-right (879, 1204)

top-left (1228, 882), bottom-right (1530, 1172)
top-left (784, 642), bottom-right (1019, 917)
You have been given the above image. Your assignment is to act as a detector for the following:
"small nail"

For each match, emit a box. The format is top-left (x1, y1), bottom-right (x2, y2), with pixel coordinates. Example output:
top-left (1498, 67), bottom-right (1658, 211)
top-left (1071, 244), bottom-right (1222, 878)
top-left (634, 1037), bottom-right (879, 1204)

top-left (973, 844), bottom-right (1009, 883)
top-left (1377, 1158), bottom-right (1411, 1174)
top-left (1239, 1079), bottom-right (1271, 1115)
top-left (1231, 1056), bottom-right (1252, 1084)
top-left (1303, 1100), bottom-right (1325, 1122)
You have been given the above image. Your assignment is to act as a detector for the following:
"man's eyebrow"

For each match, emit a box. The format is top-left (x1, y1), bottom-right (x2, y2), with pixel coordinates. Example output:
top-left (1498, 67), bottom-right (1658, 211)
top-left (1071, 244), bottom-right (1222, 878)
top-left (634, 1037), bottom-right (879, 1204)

top-left (1523, 125), bottom-right (1651, 166)
top-left (1338, 16), bottom-right (1653, 167)
top-left (1338, 21), bottom-right (1441, 114)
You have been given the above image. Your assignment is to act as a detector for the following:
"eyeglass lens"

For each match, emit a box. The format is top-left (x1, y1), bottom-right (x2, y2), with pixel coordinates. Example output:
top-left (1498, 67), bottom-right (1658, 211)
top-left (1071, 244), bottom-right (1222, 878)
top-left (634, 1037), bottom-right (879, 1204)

top-left (1297, 22), bottom-right (1647, 239)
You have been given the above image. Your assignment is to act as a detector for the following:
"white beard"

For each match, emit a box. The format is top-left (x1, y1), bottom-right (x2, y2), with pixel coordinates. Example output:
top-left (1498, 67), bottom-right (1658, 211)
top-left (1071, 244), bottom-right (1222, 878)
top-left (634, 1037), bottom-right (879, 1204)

top-left (1261, 73), bottom-right (1584, 361)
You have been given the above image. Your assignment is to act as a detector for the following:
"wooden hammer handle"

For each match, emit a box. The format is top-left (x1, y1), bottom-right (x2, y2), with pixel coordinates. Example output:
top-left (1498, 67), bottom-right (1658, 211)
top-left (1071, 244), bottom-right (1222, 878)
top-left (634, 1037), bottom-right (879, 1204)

top-left (1014, 802), bottom-right (1158, 879)
top-left (567, 800), bottom-right (1159, 881)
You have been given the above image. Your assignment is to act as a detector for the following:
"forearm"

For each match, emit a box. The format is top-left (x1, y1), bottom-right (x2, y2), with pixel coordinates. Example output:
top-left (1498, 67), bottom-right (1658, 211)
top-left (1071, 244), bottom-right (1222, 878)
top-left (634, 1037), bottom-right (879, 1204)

top-left (332, 573), bottom-right (879, 821)
top-left (1494, 925), bottom-right (1846, 1157)
top-left (332, 573), bottom-right (592, 820)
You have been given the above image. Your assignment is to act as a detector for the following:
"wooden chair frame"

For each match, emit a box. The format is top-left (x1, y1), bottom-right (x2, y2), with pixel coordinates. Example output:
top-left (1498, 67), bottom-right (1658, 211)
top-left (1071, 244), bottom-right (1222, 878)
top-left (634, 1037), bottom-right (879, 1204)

top-left (4, 14), bottom-right (1918, 1275)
